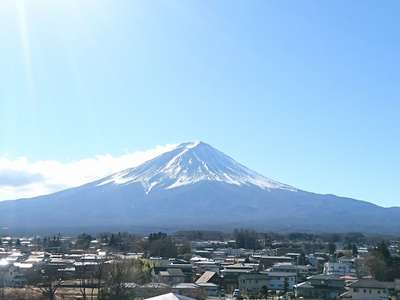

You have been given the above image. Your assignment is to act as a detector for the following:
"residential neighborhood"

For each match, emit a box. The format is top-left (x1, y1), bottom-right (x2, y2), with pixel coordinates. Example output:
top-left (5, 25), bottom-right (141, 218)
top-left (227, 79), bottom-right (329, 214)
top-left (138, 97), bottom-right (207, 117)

top-left (1, 230), bottom-right (400, 299)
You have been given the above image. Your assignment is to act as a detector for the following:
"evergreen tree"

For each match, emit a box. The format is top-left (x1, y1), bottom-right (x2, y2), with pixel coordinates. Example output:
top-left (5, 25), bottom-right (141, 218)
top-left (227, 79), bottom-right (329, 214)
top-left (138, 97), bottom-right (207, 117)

top-left (328, 242), bottom-right (336, 255)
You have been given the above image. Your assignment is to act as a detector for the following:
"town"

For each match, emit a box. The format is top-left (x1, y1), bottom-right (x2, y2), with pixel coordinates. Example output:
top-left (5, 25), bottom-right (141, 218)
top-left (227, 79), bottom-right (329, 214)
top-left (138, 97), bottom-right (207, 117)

top-left (2, 0), bottom-right (399, 299)
top-left (1, 229), bottom-right (400, 300)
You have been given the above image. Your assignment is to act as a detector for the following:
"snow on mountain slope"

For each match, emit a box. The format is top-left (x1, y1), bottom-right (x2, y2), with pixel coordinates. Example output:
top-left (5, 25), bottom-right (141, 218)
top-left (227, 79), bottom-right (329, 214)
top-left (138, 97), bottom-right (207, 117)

top-left (2, 141), bottom-right (400, 234)
top-left (97, 141), bottom-right (297, 193)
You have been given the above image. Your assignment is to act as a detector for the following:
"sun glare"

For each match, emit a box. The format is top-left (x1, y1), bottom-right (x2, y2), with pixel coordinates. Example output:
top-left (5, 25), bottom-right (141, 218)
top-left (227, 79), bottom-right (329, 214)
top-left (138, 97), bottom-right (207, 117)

top-left (15, 0), bottom-right (34, 93)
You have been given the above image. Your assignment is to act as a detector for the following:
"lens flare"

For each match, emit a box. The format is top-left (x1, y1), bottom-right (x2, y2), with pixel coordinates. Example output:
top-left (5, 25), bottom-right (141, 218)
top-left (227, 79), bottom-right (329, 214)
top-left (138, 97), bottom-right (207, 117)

top-left (15, 0), bottom-right (34, 93)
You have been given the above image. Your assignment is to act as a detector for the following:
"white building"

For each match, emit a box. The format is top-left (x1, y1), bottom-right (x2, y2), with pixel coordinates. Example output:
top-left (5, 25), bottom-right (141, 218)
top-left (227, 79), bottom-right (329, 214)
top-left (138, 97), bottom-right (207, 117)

top-left (343, 279), bottom-right (395, 300)
top-left (238, 273), bottom-right (269, 296)
top-left (264, 271), bottom-right (297, 291)
top-left (323, 262), bottom-right (354, 276)
top-left (270, 262), bottom-right (310, 277)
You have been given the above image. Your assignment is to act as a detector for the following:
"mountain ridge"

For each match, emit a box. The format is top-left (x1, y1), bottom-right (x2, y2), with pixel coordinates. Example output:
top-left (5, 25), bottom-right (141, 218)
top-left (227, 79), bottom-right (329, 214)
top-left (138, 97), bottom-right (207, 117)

top-left (0, 141), bottom-right (398, 234)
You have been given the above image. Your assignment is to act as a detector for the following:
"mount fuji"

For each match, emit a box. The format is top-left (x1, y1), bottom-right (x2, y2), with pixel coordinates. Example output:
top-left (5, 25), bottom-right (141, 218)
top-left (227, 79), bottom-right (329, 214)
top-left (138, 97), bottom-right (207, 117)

top-left (96, 141), bottom-right (296, 193)
top-left (0, 141), bottom-right (399, 234)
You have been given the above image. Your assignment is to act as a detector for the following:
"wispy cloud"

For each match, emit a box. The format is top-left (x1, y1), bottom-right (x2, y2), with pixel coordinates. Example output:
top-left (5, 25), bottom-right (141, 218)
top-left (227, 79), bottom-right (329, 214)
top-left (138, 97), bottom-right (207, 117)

top-left (0, 144), bottom-right (177, 201)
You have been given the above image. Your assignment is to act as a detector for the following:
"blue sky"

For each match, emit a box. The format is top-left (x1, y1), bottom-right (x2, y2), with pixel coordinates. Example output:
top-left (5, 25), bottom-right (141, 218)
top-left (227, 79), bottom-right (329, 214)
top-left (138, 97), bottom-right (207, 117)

top-left (0, 0), bottom-right (399, 206)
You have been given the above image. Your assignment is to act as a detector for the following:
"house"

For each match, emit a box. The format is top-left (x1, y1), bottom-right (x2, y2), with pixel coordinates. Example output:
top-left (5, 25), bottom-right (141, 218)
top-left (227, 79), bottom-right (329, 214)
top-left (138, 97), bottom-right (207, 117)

top-left (220, 264), bottom-right (253, 293)
top-left (224, 263), bottom-right (257, 272)
top-left (237, 271), bottom-right (297, 296)
top-left (197, 282), bottom-right (219, 297)
top-left (157, 268), bottom-right (186, 285)
top-left (252, 255), bottom-right (293, 269)
top-left (340, 279), bottom-right (395, 300)
top-left (294, 274), bottom-right (345, 300)
top-left (307, 254), bottom-right (328, 273)
top-left (285, 253), bottom-right (302, 262)
top-left (338, 256), bottom-right (356, 266)
top-left (269, 262), bottom-right (310, 281)
top-left (323, 262), bottom-right (355, 276)
top-left (168, 261), bottom-right (194, 282)
top-left (264, 271), bottom-right (297, 291)
top-left (172, 283), bottom-right (206, 300)
top-left (238, 273), bottom-right (269, 297)
top-left (153, 261), bottom-right (193, 283)
top-left (336, 250), bottom-right (353, 257)
top-left (191, 259), bottom-right (220, 274)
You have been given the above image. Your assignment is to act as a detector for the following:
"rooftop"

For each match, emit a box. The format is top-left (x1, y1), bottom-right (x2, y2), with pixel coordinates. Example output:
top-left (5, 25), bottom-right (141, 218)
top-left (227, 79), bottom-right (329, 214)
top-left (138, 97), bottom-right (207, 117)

top-left (145, 293), bottom-right (196, 300)
top-left (195, 271), bottom-right (217, 284)
top-left (350, 279), bottom-right (395, 289)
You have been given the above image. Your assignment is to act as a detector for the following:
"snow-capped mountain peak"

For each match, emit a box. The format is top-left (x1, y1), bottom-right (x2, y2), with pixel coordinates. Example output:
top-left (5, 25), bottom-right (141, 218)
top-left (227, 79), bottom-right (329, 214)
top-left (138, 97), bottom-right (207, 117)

top-left (97, 141), bottom-right (296, 193)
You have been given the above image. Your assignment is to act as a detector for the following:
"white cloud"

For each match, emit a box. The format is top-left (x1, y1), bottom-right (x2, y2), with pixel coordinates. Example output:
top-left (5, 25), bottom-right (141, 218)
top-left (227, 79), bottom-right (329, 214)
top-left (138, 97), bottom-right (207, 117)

top-left (0, 143), bottom-right (177, 201)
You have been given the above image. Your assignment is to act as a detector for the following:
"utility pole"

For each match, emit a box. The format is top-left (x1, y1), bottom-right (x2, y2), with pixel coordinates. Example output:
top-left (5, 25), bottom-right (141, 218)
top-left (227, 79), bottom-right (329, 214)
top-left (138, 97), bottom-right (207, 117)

top-left (0, 272), bottom-right (4, 300)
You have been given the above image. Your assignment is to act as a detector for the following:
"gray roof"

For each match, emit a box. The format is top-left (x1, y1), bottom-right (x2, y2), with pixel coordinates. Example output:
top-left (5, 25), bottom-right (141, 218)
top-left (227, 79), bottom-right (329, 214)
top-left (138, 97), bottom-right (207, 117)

top-left (221, 269), bottom-right (251, 274)
top-left (173, 283), bottom-right (200, 289)
top-left (239, 273), bottom-right (268, 279)
top-left (264, 271), bottom-right (297, 277)
top-left (142, 283), bottom-right (171, 289)
top-left (197, 283), bottom-right (218, 287)
top-left (309, 274), bottom-right (343, 281)
top-left (350, 279), bottom-right (395, 289)
top-left (166, 268), bottom-right (185, 276)
top-left (145, 293), bottom-right (196, 300)
top-left (254, 256), bottom-right (292, 260)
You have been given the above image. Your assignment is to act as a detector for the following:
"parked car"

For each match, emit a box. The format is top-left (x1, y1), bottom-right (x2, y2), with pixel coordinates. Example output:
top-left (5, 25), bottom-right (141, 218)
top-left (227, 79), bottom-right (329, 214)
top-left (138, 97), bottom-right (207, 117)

top-left (233, 288), bottom-right (240, 298)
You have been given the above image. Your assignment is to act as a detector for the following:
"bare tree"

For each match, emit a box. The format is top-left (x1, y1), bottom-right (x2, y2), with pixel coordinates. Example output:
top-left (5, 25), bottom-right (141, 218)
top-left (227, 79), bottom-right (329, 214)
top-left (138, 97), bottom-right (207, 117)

top-left (101, 258), bottom-right (151, 299)
top-left (93, 257), bottom-right (108, 300)
top-left (76, 263), bottom-right (91, 300)
top-left (28, 265), bottom-right (64, 300)
top-left (75, 258), bottom-right (109, 300)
